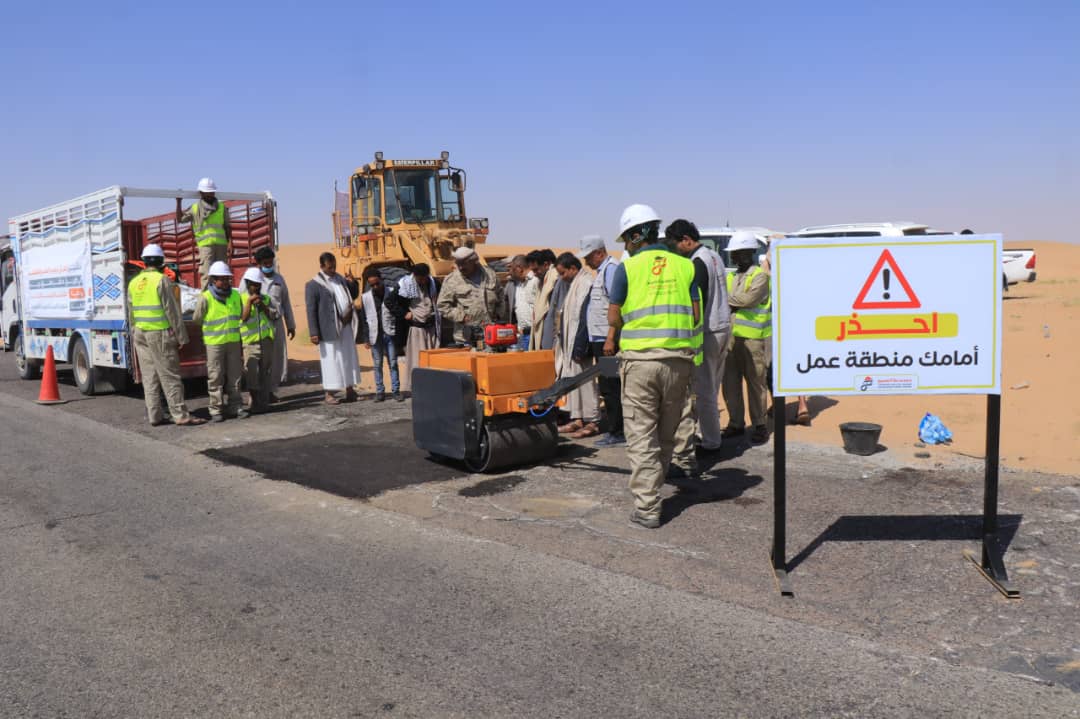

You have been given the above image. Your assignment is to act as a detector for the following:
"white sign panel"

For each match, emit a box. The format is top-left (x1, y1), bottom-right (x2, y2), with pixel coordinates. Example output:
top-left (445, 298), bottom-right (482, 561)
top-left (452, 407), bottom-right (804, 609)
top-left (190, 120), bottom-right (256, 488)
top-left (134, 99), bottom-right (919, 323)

top-left (771, 234), bottom-right (1002, 396)
top-left (17, 221), bottom-right (98, 321)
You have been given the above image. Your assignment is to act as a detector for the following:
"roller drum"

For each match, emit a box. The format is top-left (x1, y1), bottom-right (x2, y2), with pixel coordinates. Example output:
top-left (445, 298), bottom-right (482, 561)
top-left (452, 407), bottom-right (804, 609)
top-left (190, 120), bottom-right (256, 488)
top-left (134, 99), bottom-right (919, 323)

top-left (465, 414), bottom-right (558, 473)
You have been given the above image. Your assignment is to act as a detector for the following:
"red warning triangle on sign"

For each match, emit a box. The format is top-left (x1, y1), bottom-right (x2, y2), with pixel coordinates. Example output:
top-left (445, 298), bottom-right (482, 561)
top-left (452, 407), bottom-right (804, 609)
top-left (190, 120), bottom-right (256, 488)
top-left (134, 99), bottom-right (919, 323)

top-left (852, 249), bottom-right (921, 309)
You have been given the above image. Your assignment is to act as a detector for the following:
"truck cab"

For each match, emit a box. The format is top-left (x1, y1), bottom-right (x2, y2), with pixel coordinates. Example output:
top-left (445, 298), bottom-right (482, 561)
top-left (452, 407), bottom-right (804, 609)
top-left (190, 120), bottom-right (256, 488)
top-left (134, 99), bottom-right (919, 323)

top-left (0, 235), bottom-right (18, 352)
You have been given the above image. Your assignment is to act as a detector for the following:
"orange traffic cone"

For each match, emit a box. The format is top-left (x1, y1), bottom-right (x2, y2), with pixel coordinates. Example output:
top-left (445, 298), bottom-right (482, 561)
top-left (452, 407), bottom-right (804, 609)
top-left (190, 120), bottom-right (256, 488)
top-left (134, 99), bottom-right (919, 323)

top-left (36, 345), bottom-right (65, 405)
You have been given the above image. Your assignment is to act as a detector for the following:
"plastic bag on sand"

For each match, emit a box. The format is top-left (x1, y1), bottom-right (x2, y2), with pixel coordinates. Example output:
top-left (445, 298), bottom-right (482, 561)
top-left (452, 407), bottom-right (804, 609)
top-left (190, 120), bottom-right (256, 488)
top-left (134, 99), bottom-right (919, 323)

top-left (919, 412), bottom-right (953, 445)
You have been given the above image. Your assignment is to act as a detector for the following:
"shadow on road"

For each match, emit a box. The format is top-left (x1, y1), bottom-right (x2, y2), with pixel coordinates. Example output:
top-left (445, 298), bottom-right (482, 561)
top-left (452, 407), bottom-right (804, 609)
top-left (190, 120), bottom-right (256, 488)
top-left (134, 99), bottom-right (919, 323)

top-left (662, 468), bottom-right (764, 524)
top-left (787, 513), bottom-right (1024, 572)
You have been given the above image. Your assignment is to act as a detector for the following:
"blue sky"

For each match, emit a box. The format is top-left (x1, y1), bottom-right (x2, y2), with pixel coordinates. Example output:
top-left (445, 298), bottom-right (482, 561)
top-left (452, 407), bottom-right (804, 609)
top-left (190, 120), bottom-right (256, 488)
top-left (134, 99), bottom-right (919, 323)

top-left (3, 1), bottom-right (1078, 246)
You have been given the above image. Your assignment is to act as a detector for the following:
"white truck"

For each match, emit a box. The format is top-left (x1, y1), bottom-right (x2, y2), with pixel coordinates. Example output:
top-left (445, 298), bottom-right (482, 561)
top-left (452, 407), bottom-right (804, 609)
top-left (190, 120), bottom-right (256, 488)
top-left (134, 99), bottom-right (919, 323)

top-left (4, 186), bottom-right (277, 394)
top-left (787, 222), bottom-right (1037, 290)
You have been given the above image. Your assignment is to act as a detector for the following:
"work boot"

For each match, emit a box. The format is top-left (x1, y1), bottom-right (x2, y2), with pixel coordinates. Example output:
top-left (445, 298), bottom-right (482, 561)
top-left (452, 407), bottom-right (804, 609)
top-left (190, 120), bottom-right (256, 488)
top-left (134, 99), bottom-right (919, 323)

top-left (375, 392), bottom-right (386, 402)
top-left (629, 510), bottom-right (660, 529)
top-left (750, 425), bottom-right (770, 444)
top-left (594, 432), bottom-right (626, 447)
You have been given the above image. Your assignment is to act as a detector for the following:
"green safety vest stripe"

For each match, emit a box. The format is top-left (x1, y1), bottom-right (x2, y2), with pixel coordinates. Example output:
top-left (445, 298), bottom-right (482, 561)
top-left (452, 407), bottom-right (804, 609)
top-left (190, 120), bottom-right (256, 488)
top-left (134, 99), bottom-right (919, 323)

top-left (621, 303), bottom-right (695, 323)
top-left (128, 271), bottom-right (171, 331)
top-left (194, 201), bottom-right (228, 247)
top-left (620, 327), bottom-right (700, 340)
top-left (203, 315), bottom-right (242, 326)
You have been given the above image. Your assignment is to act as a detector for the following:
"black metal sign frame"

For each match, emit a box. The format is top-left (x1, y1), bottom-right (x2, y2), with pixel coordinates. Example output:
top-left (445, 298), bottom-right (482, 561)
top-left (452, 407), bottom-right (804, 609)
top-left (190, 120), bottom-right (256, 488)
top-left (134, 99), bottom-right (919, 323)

top-left (769, 394), bottom-right (1019, 598)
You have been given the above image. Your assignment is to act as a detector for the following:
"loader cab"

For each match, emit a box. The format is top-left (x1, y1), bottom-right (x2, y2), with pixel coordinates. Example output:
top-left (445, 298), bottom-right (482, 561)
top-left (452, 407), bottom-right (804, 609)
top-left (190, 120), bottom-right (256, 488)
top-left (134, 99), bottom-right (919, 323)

top-left (350, 157), bottom-right (468, 232)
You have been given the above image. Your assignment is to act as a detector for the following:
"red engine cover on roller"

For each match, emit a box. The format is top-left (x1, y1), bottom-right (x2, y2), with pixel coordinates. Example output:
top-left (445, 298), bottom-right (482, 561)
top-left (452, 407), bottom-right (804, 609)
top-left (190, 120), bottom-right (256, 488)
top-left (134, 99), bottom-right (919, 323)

top-left (483, 323), bottom-right (518, 347)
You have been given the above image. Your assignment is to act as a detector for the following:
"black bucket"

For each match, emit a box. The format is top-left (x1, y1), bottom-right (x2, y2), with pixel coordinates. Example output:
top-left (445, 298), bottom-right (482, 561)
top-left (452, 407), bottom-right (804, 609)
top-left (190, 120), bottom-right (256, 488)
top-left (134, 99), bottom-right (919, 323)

top-left (839, 422), bottom-right (883, 456)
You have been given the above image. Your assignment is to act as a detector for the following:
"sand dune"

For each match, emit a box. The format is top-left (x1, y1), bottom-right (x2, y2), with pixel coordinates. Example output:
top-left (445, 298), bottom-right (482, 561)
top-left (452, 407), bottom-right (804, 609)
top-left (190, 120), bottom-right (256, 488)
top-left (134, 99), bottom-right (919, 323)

top-left (274, 240), bottom-right (1080, 475)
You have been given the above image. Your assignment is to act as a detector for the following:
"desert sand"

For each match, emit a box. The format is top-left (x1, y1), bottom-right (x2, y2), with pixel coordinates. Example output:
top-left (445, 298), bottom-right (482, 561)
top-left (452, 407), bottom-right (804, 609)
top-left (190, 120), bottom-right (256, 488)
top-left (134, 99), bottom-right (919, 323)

top-left (274, 240), bottom-right (1079, 476)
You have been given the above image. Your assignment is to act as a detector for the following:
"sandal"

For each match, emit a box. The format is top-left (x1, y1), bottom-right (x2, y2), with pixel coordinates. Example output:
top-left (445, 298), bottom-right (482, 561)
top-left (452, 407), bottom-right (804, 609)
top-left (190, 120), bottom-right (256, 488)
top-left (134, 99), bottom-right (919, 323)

top-left (558, 419), bottom-right (585, 434)
top-left (570, 422), bottom-right (600, 439)
top-left (324, 396), bottom-right (342, 405)
top-left (793, 410), bottom-right (811, 426)
top-left (175, 417), bottom-right (207, 426)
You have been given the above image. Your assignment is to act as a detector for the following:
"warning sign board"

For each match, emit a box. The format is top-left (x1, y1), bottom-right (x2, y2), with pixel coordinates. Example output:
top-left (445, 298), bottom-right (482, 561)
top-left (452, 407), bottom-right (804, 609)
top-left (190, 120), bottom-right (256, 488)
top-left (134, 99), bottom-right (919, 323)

top-left (771, 234), bottom-right (1002, 396)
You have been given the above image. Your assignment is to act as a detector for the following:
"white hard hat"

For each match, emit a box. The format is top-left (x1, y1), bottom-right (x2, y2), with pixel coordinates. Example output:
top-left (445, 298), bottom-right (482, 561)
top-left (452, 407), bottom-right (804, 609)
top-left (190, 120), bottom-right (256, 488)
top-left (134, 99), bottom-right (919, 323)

top-left (208, 261), bottom-right (232, 278)
top-left (617, 204), bottom-right (661, 240)
top-left (727, 230), bottom-right (761, 253)
top-left (197, 177), bottom-right (218, 193)
top-left (141, 243), bottom-right (165, 259)
top-left (242, 267), bottom-right (264, 285)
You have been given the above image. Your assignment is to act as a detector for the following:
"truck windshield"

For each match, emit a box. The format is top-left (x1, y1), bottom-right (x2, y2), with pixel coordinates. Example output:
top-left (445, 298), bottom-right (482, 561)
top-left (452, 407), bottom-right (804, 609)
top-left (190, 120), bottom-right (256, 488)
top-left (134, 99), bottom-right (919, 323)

top-left (384, 169), bottom-right (439, 225)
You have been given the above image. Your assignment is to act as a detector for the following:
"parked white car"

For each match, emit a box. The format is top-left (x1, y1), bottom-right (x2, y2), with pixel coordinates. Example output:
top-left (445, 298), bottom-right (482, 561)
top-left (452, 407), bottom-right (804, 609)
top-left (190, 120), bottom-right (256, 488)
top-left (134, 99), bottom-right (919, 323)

top-left (786, 222), bottom-right (1036, 290)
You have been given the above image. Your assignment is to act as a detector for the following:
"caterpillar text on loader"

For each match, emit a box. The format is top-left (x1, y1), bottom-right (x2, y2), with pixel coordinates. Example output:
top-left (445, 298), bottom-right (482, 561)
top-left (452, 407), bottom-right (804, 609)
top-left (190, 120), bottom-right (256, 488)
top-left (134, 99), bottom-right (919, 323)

top-left (330, 151), bottom-right (490, 283)
top-left (412, 326), bottom-right (618, 472)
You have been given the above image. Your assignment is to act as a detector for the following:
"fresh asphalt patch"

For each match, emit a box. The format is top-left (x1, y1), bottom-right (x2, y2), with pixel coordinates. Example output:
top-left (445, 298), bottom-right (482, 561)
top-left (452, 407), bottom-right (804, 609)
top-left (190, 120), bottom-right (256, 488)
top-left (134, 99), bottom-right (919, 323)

top-left (203, 419), bottom-right (468, 499)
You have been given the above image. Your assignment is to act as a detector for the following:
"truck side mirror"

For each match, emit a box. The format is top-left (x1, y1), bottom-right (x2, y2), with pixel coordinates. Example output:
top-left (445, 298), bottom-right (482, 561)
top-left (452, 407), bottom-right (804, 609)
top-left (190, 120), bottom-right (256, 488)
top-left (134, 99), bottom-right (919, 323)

top-left (450, 171), bottom-right (466, 193)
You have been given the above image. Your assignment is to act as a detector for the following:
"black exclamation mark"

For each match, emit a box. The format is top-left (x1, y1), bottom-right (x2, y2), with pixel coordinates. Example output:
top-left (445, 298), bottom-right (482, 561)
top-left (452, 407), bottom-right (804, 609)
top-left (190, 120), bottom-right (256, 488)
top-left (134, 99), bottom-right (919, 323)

top-left (882, 268), bottom-right (891, 300)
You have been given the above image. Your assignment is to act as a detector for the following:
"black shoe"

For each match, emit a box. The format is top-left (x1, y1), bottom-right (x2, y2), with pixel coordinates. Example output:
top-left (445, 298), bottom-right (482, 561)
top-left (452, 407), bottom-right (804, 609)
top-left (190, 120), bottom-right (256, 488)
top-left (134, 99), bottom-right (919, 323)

top-left (666, 465), bottom-right (701, 480)
top-left (721, 425), bottom-right (745, 439)
top-left (629, 511), bottom-right (660, 529)
top-left (594, 432), bottom-right (626, 447)
top-left (393, 391), bottom-right (404, 402)
top-left (375, 392), bottom-right (386, 402)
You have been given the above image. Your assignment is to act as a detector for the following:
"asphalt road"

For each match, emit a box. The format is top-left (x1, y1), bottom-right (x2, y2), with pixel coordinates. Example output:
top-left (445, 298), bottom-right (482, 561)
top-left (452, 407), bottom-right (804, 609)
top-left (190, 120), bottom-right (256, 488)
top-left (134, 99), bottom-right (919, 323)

top-left (1, 391), bottom-right (1077, 717)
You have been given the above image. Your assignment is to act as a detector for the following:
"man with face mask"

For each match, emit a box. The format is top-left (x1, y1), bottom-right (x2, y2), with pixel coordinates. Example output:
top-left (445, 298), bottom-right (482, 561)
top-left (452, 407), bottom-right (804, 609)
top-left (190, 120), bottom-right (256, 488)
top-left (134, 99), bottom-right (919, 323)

top-left (721, 231), bottom-right (772, 444)
top-left (605, 204), bottom-right (700, 529)
top-left (254, 246), bottom-right (295, 401)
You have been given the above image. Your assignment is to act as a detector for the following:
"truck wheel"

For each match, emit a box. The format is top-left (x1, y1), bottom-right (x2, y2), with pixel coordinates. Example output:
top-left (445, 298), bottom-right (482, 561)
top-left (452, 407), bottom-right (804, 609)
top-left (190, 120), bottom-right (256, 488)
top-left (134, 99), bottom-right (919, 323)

top-left (14, 333), bottom-right (41, 380)
top-left (71, 337), bottom-right (96, 395)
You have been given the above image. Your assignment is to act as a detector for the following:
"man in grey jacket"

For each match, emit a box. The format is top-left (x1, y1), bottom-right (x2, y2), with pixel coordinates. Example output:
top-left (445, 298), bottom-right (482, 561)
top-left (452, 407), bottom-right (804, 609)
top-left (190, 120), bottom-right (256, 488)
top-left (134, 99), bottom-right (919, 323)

top-left (305, 252), bottom-right (360, 404)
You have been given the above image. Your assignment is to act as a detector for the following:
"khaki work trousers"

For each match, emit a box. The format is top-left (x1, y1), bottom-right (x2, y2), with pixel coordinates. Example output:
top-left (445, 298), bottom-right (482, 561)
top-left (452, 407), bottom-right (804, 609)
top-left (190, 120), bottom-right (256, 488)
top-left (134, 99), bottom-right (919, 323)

top-left (197, 244), bottom-right (228, 289)
top-left (243, 337), bottom-right (274, 412)
top-left (622, 356), bottom-right (693, 520)
top-left (269, 317), bottom-right (289, 392)
top-left (722, 335), bottom-right (771, 430)
top-left (133, 328), bottom-right (191, 424)
top-left (206, 342), bottom-right (243, 417)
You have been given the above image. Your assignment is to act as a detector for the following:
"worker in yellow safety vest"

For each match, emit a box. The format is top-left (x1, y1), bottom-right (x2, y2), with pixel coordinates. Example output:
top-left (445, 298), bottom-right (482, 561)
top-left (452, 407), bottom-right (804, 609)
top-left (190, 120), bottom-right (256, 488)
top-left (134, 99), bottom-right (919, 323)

top-left (127, 244), bottom-right (205, 427)
top-left (193, 261), bottom-right (246, 422)
top-left (239, 266), bottom-right (280, 414)
top-left (721, 230), bottom-right (772, 444)
top-left (603, 204), bottom-right (701, 530)
top-left (176, 177), bottom-right (231, 289)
